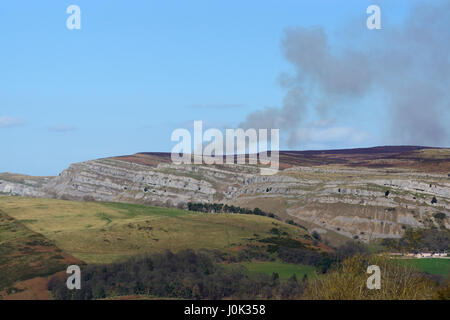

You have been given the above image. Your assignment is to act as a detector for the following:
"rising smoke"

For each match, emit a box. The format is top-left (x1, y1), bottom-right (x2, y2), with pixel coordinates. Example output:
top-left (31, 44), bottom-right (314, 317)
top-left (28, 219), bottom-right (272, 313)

top-left (240, 1), bottom-right (450, 148)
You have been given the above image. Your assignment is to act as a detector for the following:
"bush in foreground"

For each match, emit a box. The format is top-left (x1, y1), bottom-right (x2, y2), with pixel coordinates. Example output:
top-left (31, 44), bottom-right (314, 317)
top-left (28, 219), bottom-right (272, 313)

top-left (302, 254), bottom-right (435, 300)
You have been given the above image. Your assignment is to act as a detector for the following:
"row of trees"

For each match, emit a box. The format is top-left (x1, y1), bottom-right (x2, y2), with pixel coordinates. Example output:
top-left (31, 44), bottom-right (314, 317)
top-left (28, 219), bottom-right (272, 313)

top-left (274, 239), bottom-right (370, 273)
top-left (48, 249), bottom-right (306, 300)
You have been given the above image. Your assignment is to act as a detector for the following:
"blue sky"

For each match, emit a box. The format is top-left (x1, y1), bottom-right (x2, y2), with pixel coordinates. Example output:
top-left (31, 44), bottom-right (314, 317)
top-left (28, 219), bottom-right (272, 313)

top-left (1, 0), bottom-right (447, 176)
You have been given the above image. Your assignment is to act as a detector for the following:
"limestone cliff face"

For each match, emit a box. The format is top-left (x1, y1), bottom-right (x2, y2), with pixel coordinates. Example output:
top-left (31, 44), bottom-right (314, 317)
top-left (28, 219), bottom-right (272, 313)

top-left (1, 157), bottom-right (449, 242)
top-left (0, 174), bottom-right (49, 197)
top-left (42, 159), bottom-right (218, 205)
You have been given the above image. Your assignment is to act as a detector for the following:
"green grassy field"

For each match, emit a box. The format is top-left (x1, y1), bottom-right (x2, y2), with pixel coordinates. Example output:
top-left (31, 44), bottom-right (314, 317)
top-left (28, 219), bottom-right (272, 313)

top-left (396, 258), bottom-right (450, 277)
top-left (240, 261), bottom-right (317, 281)
top-left (0, 196), bottom-right (308, 264)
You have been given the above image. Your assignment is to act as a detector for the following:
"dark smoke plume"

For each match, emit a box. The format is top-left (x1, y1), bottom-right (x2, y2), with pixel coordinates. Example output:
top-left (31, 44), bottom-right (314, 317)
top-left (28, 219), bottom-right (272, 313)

top-left (240, 1), bottom-right (450, 147)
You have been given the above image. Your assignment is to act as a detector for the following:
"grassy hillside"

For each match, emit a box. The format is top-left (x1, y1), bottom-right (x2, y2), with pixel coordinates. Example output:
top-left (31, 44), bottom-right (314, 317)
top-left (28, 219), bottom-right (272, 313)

top-left (0, 209), bottom-right (80, 291)
top-left (0, 196), bottom-right (308, 264)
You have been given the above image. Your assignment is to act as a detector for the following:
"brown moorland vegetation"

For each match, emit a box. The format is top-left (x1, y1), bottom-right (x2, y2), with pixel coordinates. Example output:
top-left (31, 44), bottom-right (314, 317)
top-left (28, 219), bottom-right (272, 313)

top-left (112, 147), bottom-right (450, 174)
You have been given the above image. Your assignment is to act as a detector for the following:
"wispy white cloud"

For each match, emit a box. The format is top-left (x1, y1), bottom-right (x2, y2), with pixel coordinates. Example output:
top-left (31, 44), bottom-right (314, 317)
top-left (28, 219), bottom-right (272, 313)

top-left (0, 116), bottom-right (24, 128)
top-left (48, 124), bottom-right (77, 132)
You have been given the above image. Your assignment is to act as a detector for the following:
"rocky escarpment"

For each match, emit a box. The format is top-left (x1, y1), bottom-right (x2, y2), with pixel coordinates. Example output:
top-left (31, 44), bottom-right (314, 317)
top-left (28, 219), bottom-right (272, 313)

top-left (0, 174), bottom-right (49, 198)
top-left (42, 159), bottom-right (219, 205)
top-left (1, 154), bottom-right (449, 243)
